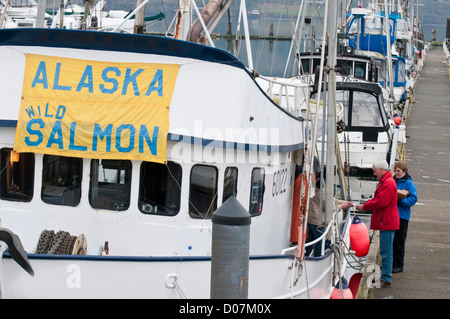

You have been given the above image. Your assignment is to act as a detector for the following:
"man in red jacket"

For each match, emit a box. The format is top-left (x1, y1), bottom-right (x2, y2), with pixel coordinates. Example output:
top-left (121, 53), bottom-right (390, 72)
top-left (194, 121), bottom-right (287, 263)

top-left (356, 159), bottom-right (399, 288)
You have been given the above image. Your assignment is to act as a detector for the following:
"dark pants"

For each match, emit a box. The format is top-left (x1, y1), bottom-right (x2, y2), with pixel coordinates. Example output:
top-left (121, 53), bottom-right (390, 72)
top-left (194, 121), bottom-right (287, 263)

top-left (393, 218), bottom-right (409, 269)
top-left (305, 224), bottom-right (324, 257)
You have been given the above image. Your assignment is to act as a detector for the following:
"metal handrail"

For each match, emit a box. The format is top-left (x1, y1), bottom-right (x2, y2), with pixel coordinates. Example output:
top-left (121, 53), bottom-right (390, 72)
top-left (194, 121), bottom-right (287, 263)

top-left (280, 216), bottom-right (333, 256)
top-left (257, 75), bottom-right (312, 117)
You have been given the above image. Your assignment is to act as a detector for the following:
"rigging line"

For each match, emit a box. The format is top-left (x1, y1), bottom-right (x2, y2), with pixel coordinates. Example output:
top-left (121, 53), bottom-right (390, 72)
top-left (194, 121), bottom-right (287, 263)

top-left (301, 0), bottom-right (329, 245)
top-left (285, 0), bottom-right (306, 77)
top-left (164, 162), bottom-right (212, 233)
top-left (160, 0), bottom-right (169, 30)
top-left (303, 259), bottom-right (311, 299)
top-left (310, 0), bottom-right (325, 27)
top-left (269, 1), bottom-right (285, 76)
top-left (252, 0), bottom-right (269, 72)
top-left (164, 162), bottom-right (213, 275)
top-left (336, 236), bottom-right (366, 270)
top-left (284, 0), bottom-right (303, 76)
top-left (274, 0), bottom-right (298, 68)
top-left (0, 153), bottom-right (12, 175)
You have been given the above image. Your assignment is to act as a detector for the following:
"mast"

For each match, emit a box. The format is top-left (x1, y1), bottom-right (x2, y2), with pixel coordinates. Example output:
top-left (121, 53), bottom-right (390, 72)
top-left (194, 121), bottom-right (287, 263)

top-left (325, 0), bottom-right (338, 223)
top-left (174, 0), bottom-right (192, 40)
top-left (133, 0), bottom-right (147, 34)
top-left (36, 0), bottom-right (47, 28)
top-left (299, 0), bottom-right (329, 261)
top-left (384, 0), bottom-right (395, 114)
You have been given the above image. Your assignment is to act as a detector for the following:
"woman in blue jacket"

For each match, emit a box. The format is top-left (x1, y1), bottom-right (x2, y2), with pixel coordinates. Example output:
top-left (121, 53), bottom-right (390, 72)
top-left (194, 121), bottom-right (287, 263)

top-left (392, 161), bottom-right (418, 273)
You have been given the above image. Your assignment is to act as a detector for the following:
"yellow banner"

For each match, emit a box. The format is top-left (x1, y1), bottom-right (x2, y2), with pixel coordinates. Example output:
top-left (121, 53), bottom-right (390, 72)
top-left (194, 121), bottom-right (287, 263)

top-left (14, 54), bottom-right (179, 163)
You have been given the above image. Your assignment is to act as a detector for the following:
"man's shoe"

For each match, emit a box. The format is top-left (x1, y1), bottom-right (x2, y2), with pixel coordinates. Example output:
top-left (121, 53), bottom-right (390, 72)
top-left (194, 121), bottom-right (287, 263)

top-left (380, 280), bottom-right (391, 288)
top-left (392, 267), bottom-right (403, 273)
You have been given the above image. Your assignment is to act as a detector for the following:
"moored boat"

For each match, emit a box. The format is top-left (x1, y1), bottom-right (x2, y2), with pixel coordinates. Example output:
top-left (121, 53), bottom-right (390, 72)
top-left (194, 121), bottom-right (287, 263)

top-left (0, 27), bottom-right (352, 299)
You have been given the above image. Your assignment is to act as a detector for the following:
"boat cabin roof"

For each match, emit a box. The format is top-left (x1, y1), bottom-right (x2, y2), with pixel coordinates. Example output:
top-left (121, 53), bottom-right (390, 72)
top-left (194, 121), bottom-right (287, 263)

top-left (312, 82), bottom-right (388, 142)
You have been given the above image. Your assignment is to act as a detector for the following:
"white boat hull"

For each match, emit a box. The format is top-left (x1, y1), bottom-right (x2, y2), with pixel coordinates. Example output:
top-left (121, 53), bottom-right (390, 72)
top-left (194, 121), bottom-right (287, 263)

top-left (1, 253), bottom-right (337, 299)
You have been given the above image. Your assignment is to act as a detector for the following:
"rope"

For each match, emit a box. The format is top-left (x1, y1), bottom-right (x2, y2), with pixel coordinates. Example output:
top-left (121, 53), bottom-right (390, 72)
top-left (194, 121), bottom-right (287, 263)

top-left (172, 278), bottom-right (188, 299)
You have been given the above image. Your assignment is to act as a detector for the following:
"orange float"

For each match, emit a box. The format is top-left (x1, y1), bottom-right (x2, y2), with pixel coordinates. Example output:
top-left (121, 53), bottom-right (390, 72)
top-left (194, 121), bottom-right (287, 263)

top-left (350, 215), bottom-right (370, 257)
top-left (330, 278), bottom-right (353, 299)
top-left (348, 272), bottom-right (362, 298)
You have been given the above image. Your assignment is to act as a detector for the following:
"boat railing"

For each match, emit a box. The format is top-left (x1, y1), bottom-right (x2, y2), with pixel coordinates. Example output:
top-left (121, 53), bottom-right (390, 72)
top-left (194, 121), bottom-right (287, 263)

top-left (257, 74), bottom-right (313, 117)
top-left (280, 217), bottom-right (333, 257)
top-left (281, 207), bottom-right (351, 258)
top-left (444, 39), bottom-right (450, 66)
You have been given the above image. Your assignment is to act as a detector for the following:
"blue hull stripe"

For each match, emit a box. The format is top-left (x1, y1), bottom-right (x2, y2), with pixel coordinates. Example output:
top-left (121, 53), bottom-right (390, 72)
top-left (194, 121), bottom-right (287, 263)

top-left (3, 251), bottom-right (332, 262)
top-left (1, 120), bottom-right (303, 152)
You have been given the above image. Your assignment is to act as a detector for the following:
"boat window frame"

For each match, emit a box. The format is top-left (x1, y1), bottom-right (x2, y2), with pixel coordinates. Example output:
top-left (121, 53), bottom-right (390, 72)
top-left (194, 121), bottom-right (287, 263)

top-left (249, 167), bottom-right (265, 216)
top-left (89, 159), bottom-right (132, 211)
top-left (0, 148), bottom-right (34, 202)
top-left (189, 164), bottom-right (218, 219)
top-left (222, 166), bottom-right (238, 204)
top-left (41, 154), bottom-right (83, 207)
top-left (354, 61), bottom-right (367, 79)
top-left (344, 88), bottom-right (390, 142)
top-left (138, 160), bottom-right (182, 216)
top-left (350, 90), bottom-right (385, 128)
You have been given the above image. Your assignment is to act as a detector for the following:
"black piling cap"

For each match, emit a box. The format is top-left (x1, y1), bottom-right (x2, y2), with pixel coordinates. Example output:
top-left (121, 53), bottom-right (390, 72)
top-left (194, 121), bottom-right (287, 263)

top-left (212, 196), bottom-right (251, 226)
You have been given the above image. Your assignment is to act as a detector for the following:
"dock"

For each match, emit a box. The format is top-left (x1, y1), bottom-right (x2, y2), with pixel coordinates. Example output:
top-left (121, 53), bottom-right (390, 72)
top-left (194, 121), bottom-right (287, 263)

top-left (367, 47), bottom-right (450, 299)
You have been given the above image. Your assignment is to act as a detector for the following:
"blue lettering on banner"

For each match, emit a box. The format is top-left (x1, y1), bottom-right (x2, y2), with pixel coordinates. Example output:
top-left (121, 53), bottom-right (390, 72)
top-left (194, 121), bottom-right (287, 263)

top-left (46, 120), bottom-right (63, 149)
top-left (69, 122), bottom-right (88, 151)
top-left (116, 124), bottom-right (135, 153)
top-left (22, 106), bottom-right (159, 155)
top-left (25, 118), bottom-right (44, 146)
top-left (31, 61), bottom-right (49, 89)
top-left (92, 124), bottom-right (112, 152)
top-left (30, 61), bottom-right (165, 97)
top-left (53, 62), bottom-right (72, 91)
top-left (76, 65), bottom-right (94, 93)
top-left (100, 67), bottom-right (120, 94)
top-left (122, 68), bottom-right (144, 96)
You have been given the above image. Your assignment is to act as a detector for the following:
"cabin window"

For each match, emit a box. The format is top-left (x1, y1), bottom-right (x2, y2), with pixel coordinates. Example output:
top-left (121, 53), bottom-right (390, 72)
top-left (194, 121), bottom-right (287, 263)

top-left (351, 91), bottom-right (384, 127)
top-left (249, 167), bottom-right (265, 216)
top-left (222, 166), bottom-right (238, 203)
top-left (336, 90), bottom-right (351, 124)
top-left (364, 16), bottom-right (383, 35)
top-left (41, 155), bottom-right (82, 206)
top-left (354, 61), bottom-right (366, 79)
top-left (139, 161), bottom-right (182, 216)
top-left (339, 60), bottom-right (353, 76)
top-left (379, 60), bottom-right (387, 84)
top-left (379, 95), bottom-right (389, 125)
top-left (368, 63), bottom-right (378, 82)
top-left (300, 58), bottom-right (321, 75)
top-left (189, 164), bottom-right (218, 219)
top-left (0, 148), bottom-right (34, 202)
top-left (300, 59), bottom-right (310, 75)
top-left (89, 159), bottom-right (132, 211)
top-left (396, 61), bottom-right (406, 83)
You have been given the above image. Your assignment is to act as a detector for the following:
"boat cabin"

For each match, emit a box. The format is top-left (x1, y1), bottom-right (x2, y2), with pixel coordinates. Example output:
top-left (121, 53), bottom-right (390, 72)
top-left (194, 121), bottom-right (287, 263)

top-left (313, 82), bottom-right (391, 202)
top-left (298, 51), bottom-right (385, 84)
top-left (0, 28), bottom-right (306, 258)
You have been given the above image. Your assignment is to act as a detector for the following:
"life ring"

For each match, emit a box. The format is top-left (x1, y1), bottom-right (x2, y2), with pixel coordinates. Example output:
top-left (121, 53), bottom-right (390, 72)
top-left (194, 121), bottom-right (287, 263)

top-left (290, 172), bottom-right (308, 245)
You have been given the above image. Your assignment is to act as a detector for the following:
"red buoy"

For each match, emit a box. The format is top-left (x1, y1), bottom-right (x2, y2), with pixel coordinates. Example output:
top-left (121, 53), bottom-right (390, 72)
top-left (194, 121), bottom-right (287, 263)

top-left (330, 278), bottom-right (353, 299)
top-left (348, 272), bottom-right (362, 298)
top-left (393, 114), bottom-right (401, 126)
top-left (350, 215), bottom-right (370, 257)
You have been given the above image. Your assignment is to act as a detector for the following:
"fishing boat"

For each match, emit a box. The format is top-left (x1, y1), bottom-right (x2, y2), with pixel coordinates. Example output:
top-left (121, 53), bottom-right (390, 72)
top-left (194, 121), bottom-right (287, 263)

top-left (0, 18), bottom-right (353, 298)
top-left (314, 82), bottom-right (398, 202)
top-left (345, 3), bottom-right (421, 104)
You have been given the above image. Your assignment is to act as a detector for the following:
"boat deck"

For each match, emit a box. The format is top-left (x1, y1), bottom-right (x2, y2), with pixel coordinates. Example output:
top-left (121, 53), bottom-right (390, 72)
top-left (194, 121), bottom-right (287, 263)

top-left (369, 47), bottom-right (450, 299)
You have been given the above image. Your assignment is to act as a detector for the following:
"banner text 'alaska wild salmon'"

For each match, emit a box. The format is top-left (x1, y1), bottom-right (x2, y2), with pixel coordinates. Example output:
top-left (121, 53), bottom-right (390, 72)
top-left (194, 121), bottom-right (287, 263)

top-left (14, 54), bottom-right (180, 163)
